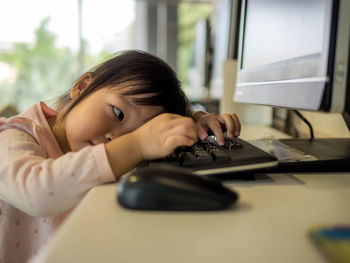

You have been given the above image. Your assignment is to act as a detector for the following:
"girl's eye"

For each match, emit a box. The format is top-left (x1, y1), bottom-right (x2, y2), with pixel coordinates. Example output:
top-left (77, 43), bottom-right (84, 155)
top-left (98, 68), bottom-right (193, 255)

top-left (113, 106), bottom-right (124, 121)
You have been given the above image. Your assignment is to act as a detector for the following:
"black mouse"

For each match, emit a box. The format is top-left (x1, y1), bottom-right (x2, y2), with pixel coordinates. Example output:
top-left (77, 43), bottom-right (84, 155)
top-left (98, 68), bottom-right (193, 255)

top-left (117, 165), bottom-right (238, 211)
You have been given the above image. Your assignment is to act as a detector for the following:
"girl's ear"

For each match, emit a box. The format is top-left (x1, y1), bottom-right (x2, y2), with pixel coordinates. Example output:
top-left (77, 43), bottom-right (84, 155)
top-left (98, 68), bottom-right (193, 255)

top-left (70, 72), bottom-right (93, 100)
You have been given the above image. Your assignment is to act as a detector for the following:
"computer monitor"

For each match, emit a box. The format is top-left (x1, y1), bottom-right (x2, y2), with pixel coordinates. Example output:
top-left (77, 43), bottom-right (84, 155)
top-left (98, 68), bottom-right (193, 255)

top-left (234, 0), bottom-right (350, 130)
top-left (233, 0), bottom-right (350, 172)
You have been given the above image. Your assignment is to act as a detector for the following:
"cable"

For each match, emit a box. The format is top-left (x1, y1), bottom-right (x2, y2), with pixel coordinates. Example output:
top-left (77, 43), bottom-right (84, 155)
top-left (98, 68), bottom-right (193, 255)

top-left (293, 110), bottom-right (314, 140)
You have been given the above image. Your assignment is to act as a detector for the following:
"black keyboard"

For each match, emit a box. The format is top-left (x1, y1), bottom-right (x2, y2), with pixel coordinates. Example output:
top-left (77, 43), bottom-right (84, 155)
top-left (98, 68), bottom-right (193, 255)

top-left (149, 136), bottom-right (278, 176)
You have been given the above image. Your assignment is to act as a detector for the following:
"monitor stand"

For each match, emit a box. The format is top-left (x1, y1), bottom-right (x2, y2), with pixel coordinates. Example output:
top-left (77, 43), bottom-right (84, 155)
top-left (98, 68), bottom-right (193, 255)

top-left (273, 138), bottom-right (350, 173)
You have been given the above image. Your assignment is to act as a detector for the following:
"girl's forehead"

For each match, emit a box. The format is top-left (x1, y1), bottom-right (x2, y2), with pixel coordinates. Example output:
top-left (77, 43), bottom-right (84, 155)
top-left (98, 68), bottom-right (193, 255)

top-left (104, 85), bottom-right (164, 115)
top-left (106, 84), bottom-right (156, 104)
top-left (106, 80), bottom-right (139, 92)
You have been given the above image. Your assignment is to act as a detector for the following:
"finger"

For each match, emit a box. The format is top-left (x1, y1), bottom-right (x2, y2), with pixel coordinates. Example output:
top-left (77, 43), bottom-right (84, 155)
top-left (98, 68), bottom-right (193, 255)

top-left (155, 115), bottom-right (196, 138)
top-left (165, 115), bottom-right (196, 130)
top-left (160, 117), bottom-right (198, 142)
top-left (221, 114), bottom-right (235, 138)
top-left (202, 114), bottom-right (225, 130)
top-left (196, 123), bottom-right (208, 140)
top-left (207, 121), bottom-right (225, 146)
top-left (168, 123), bottom-right (198, 142)
top-left (163, 135), bottom-right (196, 154)
top-left (231, 113), bottom-right (241, 136)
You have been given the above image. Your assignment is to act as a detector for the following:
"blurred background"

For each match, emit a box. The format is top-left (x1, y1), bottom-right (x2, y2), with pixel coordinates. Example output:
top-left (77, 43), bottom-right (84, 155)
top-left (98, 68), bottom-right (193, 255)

top-left (0, 0), bottom-right (220, 115)
top-left (1, 0), bottom-right (348, 139)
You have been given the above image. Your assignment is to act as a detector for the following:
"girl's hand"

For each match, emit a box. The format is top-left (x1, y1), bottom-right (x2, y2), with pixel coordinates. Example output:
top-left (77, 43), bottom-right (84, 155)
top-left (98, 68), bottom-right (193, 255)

top-left (105, 113), bottom-right (197, 180)
top-left (192, 111), bottom-right (241, 146)
top-left (133, 113), bottom-right (198, 160)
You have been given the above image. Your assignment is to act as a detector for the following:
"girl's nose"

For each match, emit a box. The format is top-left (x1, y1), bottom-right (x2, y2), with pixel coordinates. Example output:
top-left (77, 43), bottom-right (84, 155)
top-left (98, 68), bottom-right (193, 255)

top-left (105, 133), bottom-right (113, 143)
top-left (105, 129), bottom-right (128, 143)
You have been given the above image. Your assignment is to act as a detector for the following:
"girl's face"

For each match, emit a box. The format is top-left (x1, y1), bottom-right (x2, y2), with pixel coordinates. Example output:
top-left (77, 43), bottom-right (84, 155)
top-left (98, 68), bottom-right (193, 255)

top-left (63, 86), bottom-right (163, 152)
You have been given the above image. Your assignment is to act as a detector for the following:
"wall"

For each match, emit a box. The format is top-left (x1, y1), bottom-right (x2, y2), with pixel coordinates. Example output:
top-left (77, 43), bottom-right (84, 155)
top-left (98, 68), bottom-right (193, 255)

top-left (293, 111), bottom-right (350, 138)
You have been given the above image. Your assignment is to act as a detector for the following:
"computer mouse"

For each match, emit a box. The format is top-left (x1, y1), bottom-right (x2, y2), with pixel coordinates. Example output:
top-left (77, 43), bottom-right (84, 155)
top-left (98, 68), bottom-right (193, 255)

top-left (117, 165), bottom-right (238, 211)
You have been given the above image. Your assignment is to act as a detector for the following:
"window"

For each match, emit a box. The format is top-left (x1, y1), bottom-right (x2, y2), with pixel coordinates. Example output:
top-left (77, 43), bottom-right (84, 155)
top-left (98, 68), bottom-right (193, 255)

top-left (0, 0), bottom-right (135, 113)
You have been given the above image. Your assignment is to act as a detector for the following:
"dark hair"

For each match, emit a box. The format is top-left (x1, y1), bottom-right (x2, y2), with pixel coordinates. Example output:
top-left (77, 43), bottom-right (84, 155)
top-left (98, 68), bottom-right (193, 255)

top-left (57, 50), bottom-right (192, 118)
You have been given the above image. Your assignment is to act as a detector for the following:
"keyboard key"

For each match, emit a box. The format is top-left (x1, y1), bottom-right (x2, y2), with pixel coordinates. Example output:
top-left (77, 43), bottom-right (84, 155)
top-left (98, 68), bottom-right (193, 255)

top-left (181, 152), bottom-right (213, 167)
top-left (209, 149), bottom-right (232, 163)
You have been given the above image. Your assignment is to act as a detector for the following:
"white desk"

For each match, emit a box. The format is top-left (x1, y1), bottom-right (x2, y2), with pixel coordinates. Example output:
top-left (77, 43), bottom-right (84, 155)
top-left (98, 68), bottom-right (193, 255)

top-left (31, 127), bottom-right (350, 263)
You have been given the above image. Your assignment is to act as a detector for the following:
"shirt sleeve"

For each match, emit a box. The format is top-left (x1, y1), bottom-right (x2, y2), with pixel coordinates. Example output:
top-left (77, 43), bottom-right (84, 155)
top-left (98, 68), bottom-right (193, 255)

top-left (0, 128), bottom-right (116, 218)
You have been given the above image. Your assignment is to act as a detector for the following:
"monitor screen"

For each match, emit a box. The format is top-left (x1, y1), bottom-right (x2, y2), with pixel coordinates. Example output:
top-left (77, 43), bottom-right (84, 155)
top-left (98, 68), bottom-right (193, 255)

top-left (242, 0), bottom-right (328, 70)
top-left (234, 0), bottom-right (349, 114)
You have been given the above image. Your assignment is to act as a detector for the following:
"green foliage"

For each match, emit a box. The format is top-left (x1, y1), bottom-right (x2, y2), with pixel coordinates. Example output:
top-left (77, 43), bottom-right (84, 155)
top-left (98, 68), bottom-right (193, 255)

top-left (178, 3), bottom-right (212, 46)
top-left (0, 17), bottom-right (79, 111)
top-left (177, 2), bottom-right (212, 92)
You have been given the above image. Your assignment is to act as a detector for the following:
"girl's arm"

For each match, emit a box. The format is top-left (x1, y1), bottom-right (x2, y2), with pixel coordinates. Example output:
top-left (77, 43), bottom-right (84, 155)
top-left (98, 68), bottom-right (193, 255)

top-left (0, 113), bottom-right (197, 217)
top-left (0, 128), bottom-right (114, 218)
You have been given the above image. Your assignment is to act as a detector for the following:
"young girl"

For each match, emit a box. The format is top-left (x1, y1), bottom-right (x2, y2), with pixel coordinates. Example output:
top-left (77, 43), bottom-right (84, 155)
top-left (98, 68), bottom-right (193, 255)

top-left (0, 50), bottom-right (240, 262)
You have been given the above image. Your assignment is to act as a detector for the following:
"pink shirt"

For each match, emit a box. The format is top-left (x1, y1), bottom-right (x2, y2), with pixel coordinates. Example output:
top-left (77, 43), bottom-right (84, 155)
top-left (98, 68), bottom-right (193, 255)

top-left (0, 102), bottom-right (115, 263)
